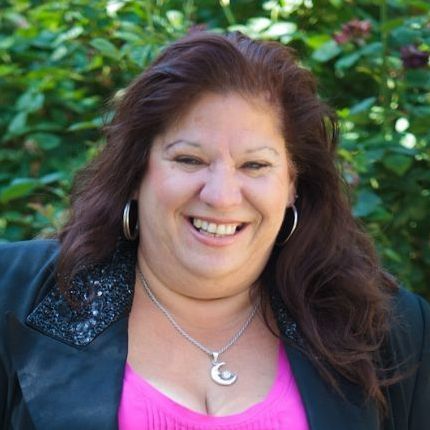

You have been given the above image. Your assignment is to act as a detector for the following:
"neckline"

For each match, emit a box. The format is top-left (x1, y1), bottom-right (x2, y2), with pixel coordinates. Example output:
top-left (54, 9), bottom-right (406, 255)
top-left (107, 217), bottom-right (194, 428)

top-left (124, 341), bottom-right (293, 424)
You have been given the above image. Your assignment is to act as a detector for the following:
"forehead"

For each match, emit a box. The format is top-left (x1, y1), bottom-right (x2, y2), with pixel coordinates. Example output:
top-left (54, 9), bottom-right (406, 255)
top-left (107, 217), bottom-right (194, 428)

top-left (156, 91), bottom-right (285, 149)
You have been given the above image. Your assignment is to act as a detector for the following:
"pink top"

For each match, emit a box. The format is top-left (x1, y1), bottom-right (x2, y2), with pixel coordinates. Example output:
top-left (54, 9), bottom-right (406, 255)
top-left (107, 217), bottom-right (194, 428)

top-left (118, 344), bottom-right (309, 429)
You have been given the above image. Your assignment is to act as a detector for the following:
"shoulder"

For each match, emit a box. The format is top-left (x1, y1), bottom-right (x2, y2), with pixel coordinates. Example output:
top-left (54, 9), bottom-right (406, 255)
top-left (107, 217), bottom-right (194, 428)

top-left (0, 238), bottom-right (59, 268)
top-left (384, 287), bottom-right (430, 427)
top-left (0, 239), bottom-right (59, 283)
top-left (386, 287), bottom-right (430, 368)
top-left (393, 286), bottom-right (430, 316)
top-left (389, 287), bottom-right (430, 351)
top-left (0, 239), bottom-right (60, 321)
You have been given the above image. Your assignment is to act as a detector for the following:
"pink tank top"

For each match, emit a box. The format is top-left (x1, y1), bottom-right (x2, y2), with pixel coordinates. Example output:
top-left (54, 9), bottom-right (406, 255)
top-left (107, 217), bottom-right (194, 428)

top-left (118, 343), bottom-right (309, 429)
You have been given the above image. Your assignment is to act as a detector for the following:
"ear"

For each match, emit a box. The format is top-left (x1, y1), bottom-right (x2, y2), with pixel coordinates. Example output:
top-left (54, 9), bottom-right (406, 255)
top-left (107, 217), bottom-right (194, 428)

top-left (287, 183), bottom-right (297, 207)
top-left (131, 188), bottom-right (139, 200)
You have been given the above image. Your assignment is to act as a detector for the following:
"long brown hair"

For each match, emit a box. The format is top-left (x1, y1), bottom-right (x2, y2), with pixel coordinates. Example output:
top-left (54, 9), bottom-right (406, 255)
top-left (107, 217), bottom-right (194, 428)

top-left (58, 31), bottom-right (398, 410)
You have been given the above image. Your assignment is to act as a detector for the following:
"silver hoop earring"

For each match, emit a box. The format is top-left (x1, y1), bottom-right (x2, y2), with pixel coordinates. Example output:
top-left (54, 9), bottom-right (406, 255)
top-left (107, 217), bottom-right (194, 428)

top-left (123, 200), bottom-right (139, 241)
top-left (277, 204), bottom-right (298, 246)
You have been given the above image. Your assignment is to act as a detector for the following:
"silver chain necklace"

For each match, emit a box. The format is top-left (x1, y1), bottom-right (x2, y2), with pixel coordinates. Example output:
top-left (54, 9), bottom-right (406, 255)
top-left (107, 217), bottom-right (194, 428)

top-left (137, 268), bottom-right (259, 386)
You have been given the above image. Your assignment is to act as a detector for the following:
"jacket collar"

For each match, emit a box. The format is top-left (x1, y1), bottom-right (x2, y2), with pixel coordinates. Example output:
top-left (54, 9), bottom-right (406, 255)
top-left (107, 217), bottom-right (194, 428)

top-left (25, 239), bottom-right (136, 347)
top-left (7, 239), bottom-right (378, 429)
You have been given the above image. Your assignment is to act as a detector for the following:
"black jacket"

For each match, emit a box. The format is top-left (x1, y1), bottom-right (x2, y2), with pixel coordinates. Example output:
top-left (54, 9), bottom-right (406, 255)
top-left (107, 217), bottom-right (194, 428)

top-left (1, 239), bottom-right (429, 429)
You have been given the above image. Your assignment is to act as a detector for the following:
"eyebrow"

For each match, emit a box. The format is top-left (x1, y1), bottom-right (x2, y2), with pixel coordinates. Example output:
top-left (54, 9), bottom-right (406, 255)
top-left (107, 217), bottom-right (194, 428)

top-left (164, 140), bottom-right (201, 151)
top-left (245, 146), bottom-right (281, 157)
top-left (164, 140), bottom-right (281, 157)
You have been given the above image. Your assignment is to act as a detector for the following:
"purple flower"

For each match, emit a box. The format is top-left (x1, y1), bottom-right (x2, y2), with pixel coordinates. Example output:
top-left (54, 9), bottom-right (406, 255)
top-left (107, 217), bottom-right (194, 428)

top-left (334, 19), bottom-right (372, 45)
top-left (334, 32), bottom-right (350, 45)
top-left (400, 45), bottom-right (429, 69)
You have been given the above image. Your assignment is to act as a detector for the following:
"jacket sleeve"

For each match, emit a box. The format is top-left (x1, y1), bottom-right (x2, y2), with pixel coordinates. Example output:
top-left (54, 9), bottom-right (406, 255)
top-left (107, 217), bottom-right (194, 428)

top-left (0, 240), bottom-right (59, 428)
top-left (408, 294), bottom-right (430, 430)
top-left (384, 289), bottom-right (430, 430)
top-left (0, 354), bottom-right (6, 428)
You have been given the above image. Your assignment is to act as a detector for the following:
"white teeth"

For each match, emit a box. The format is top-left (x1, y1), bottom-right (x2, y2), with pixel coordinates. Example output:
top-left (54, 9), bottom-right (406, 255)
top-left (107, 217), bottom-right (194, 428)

top-left (217, 225), bottom-right (226, 235)
top-left (225, 225), bottom-right (235, 235)
top-left (208, 223), bottom-right (217, 233)
top-left (191, 218), bottom-right (241, 236)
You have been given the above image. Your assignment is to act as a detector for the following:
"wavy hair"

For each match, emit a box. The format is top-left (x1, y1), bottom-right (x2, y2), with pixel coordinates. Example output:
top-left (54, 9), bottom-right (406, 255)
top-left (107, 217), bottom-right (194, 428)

top-left (58, 31), bottom-right (398, 411)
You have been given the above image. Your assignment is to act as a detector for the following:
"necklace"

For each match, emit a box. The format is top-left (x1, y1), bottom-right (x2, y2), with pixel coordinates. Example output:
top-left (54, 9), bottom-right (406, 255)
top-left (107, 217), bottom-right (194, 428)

top-left (137, 268), bottom-right (259, 386)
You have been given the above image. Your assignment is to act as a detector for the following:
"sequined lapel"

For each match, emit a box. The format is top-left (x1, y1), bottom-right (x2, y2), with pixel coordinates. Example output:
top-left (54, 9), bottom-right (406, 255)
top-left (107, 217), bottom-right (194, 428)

top-left (25, 240), bottom-right (136, 347)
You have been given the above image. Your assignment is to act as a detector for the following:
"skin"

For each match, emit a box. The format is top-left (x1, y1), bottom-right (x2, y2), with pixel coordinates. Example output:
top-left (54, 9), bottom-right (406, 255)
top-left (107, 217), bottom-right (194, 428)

top-left (127, 92), bottom-right (296, 415)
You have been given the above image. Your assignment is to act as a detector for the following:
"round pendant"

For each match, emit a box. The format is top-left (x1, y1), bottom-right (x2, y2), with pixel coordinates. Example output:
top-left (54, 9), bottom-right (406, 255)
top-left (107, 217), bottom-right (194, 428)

top-left (210, 353), bottom-right (237, 386)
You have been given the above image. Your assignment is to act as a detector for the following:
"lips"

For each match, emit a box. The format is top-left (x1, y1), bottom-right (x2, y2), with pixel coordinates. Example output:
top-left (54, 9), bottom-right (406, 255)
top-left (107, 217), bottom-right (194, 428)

top-left (189, 217), bottom-right (244, 237)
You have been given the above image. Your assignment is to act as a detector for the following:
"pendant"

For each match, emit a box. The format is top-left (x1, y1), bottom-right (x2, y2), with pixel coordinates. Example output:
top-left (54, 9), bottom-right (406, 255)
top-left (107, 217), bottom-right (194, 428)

top-left (210, 352), bottom-right (238, 386)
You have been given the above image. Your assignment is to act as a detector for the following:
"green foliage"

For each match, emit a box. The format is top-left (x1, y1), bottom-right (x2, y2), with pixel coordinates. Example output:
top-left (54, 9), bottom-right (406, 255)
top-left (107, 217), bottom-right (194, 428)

top-left (1, 0), bottom-right (429, 297)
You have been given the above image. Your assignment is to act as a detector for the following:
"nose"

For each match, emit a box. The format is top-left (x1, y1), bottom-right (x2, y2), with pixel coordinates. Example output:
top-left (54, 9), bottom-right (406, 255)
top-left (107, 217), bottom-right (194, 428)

top-left (199, 164), bottom-right (242, 209)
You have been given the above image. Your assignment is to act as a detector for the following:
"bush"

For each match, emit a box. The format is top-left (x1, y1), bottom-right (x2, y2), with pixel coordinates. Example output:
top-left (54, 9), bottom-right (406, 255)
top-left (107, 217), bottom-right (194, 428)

top-left (0, 0), bottom-right (429, 298)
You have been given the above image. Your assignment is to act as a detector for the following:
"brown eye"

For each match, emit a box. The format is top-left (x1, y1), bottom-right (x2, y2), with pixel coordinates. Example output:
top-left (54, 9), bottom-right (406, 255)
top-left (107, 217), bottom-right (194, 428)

top-left (175, 156), bottom-right (203, 166)
top-left (242, 161), bottom-right (270, 170)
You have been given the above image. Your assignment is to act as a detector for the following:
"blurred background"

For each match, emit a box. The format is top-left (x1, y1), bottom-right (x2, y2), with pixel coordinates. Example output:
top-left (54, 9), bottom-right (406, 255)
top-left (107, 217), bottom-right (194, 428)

top-left (0, 0), bottom-right (429, 298)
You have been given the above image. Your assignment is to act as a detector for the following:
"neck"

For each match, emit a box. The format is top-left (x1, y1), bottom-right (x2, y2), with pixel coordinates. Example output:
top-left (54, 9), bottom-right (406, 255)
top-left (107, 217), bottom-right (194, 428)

top-left (135, 257), bottom-right (260, 334)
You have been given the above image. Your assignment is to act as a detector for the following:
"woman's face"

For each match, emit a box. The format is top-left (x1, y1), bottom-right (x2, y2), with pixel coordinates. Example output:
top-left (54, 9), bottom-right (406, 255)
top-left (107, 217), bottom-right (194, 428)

top-left (136, 92), bottom-right (296, 296)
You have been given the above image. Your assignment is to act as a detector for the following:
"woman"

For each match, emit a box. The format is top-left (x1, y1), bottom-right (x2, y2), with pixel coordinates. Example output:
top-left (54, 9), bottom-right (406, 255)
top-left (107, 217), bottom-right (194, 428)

top-left (1, 31), bottom-right (429, 430)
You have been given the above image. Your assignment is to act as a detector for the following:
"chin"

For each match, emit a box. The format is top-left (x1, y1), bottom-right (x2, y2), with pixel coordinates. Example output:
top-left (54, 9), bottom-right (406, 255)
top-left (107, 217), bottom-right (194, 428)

top-left (181, 258), bottom-right (241, 280)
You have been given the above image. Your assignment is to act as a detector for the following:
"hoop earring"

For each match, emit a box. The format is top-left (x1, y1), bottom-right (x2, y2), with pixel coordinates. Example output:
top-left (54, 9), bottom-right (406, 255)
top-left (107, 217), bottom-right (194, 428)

top-left (276, 204), bottom-right (298, 246)
top-left (123, 200), bottom-right (139, 241)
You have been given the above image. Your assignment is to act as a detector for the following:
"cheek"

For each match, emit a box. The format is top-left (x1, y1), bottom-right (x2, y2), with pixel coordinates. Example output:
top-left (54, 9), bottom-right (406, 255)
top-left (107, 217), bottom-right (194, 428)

top-left (140, 164), bottom-right (198, 212)
top-left (248, 176), bottom-right (290, 217)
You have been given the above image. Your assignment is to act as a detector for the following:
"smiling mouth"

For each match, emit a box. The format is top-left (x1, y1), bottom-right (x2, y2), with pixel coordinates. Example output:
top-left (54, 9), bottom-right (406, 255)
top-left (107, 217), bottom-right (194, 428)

top-left (189, 217), bottom-right (244, 237)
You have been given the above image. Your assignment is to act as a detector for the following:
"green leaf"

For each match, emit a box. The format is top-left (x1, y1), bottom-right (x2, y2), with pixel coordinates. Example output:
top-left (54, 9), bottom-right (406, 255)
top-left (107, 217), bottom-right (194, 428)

top-left (264, 22), bottom-right (297, 38)
top-left (353, 190), bottom-right (382, 217)
top-left (407, 0), bottom-right (430, 10)
top-left (126, 45), bottom-right (152, 67)
top-left (40, 172), bottom-right (64, 184)
top-left (0, 36), bottom-right (14, 50)
top-left (0, 178), bottom-right (40, 204)
top-left (247, 17), bottom-right (271, 33)
top-left (383, 248), bottom-right (403, 263)
top-left (67, 117), bottom-right (103, 131)
top-left (16, 91), bottom-right (45, 113)
top-left (391, 27), bottom-right (420, 45)
top-left (107, 0), bottom-right (127, 15)
top-left (335, 52), bottom-right (361, 71)
top-left (305, 34), bottom-right (331, 49)
top-left (51, 45), bottom-right (69, 61)
top-left (166, 10), bottom-right (184, 29)
top-left (0, 65), bottom-right (20, 77)
top-left (360, 42), bottom-right (382, 56)
top-left (382, 154), bottom-right (413, 175)
top-left (53, 26), bottom-right (84, 46)
top-left (7, 112), bottom-right (28, 136)
top-left (380, 18), bottom-right (405, 32)
top-left (90, 38), bottom-right (122, 60)
top-left (114, 31), bottom-right (143, 43)
top-left (349, 97), bottom-right (377, 115)
top-left (364, 149), bottom-right (385, 163)
top-left (28, 132), bottom-right (61, 150)
top-left (312, 40), bottom-right (341, 63)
